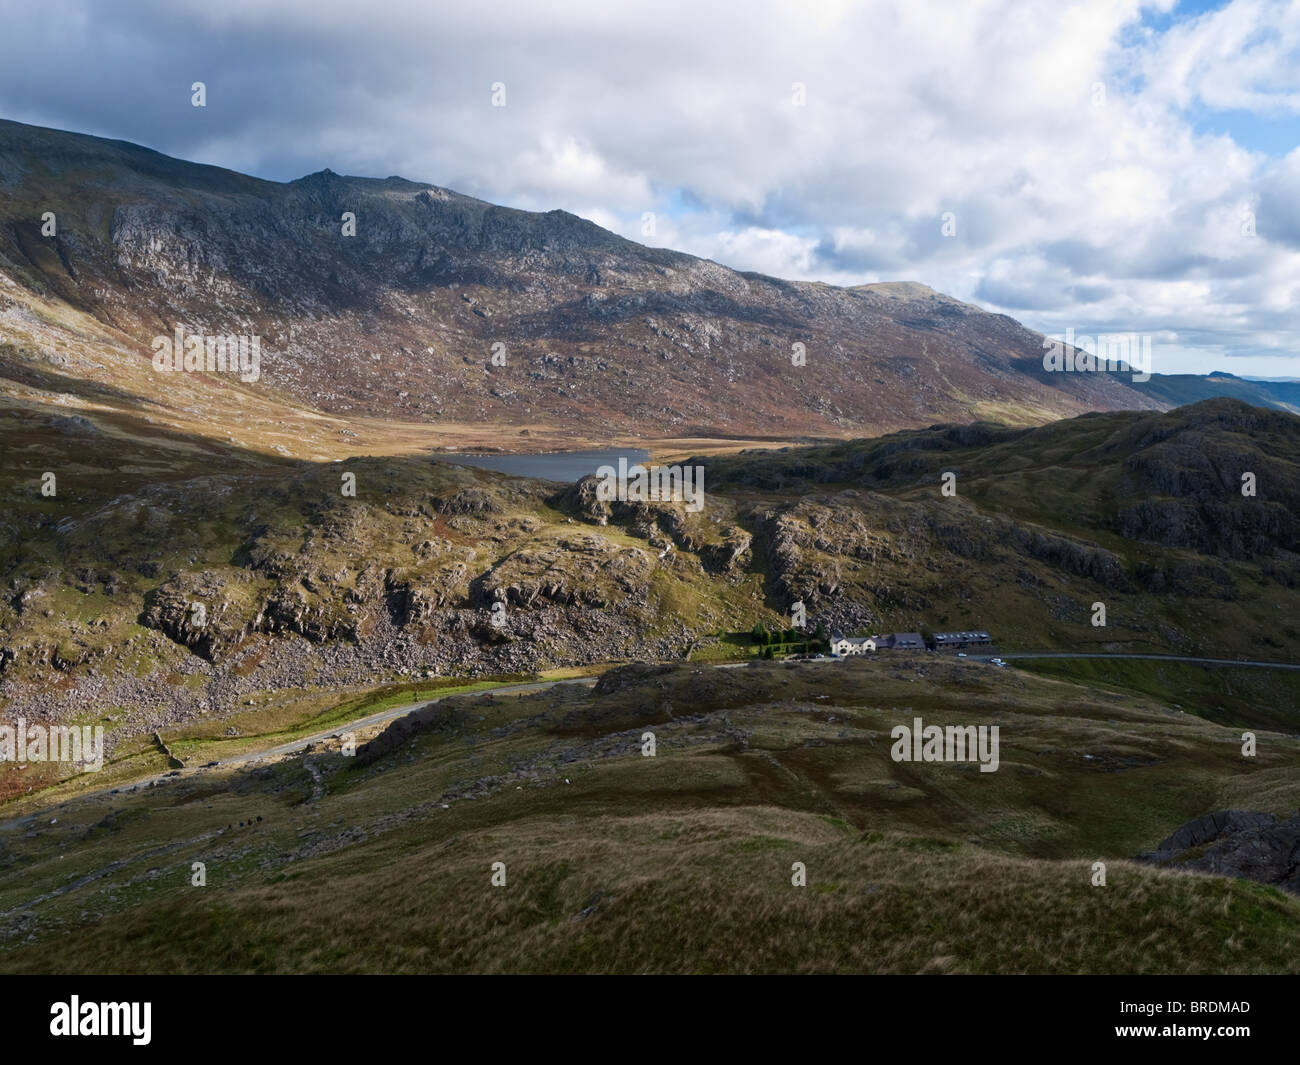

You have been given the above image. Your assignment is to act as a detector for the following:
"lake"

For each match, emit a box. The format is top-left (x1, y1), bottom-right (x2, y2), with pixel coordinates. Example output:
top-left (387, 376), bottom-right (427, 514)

top-left (434, 447), bottom-right (652, 483)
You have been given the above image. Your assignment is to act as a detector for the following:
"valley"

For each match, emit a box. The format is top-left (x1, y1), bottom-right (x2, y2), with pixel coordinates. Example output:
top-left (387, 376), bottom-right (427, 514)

top-left (1, 118), bottom-right (1298, 978)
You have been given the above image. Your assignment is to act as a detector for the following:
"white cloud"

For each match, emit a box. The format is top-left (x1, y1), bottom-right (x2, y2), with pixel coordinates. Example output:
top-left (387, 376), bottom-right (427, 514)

top-left (3, 0), bottom-right (1300, 372)
top-left (1141, 0), bottom-right (1300, 114)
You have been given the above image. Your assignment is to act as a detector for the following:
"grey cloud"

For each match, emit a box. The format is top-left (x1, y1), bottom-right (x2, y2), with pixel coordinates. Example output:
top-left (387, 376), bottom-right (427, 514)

top-left (0, 0), bottom-right (1298, 374)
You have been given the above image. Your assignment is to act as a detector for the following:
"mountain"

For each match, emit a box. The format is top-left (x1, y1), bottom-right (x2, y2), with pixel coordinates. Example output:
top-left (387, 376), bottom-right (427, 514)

top-left (1129, 372), bottom-right (1300, 415)
top-left (4, 119), bottom-right (1299, 817)
top-left (0, 117), bottom-right (1179, 449)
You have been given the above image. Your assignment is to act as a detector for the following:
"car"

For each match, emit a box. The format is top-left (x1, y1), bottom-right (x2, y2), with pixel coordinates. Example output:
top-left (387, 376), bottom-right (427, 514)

top-left (956, 652), bottom-right (968, 658)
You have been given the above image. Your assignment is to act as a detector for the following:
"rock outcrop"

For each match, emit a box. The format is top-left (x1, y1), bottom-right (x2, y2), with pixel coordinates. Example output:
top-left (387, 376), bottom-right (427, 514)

top-left (1137, 809), bottom-right (1300, 895)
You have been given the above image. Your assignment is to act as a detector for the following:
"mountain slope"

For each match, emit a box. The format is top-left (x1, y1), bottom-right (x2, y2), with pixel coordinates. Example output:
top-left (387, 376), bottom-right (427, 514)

top-left (1128, 372), bottom-right (1300, 414)
top-left (0, 117), bottom-right (1171, 445)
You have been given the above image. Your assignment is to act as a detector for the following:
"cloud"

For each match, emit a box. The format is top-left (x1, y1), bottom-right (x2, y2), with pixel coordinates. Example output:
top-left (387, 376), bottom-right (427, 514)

top-left (1, 0), bottom-right (1298, 372)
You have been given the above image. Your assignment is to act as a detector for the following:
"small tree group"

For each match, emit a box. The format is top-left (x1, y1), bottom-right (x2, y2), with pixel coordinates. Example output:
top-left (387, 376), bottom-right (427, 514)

top-left (753, 620), bottom-right (830, 657)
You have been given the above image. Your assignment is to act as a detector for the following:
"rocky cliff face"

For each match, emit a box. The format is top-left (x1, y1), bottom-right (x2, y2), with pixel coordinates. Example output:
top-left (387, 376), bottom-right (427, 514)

top-left (0, 118), bottom-right (1167, 441)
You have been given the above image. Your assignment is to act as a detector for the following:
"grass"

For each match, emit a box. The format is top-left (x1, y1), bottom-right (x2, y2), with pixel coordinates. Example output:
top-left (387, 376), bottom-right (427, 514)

top-left (689, 633), bottom-right (757, 662)
top-left (0, 672), bottom-right (547, 818)
top-left (2, 656), bottom-right (1297, 974)
top-left (1015, 658), bottom-right (1300, 733)
top-left (4, 812), bottom-right (1296, 975)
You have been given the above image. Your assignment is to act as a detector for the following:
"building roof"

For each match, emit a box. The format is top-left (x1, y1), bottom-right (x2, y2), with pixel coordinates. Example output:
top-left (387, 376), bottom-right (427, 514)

top-left (872, 632), bottom-right (924, 649)
top-left (834, 629), bottom-right (993, 648)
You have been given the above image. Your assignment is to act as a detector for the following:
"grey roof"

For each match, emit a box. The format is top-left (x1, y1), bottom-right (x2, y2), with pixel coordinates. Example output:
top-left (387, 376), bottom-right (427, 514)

top-left (876, 632), bottom-right (924, 648)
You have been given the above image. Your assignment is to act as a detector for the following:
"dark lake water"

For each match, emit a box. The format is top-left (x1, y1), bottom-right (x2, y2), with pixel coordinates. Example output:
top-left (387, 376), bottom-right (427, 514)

top-left (435, 448), bottom-right (652, 483)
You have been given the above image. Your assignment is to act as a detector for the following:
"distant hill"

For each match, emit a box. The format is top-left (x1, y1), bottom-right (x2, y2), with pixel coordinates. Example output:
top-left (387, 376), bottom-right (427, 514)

top-left (1129, 372), bottom-right (1300, 414)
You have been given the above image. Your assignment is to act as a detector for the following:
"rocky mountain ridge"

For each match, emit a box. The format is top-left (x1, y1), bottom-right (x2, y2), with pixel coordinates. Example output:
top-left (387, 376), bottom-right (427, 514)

top-left (0, 117), bottom-right (1174, 442)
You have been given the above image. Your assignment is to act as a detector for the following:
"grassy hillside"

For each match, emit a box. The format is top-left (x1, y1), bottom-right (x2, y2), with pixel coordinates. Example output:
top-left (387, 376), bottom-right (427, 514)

top-left (1, 657), bottom-right (1296, 974)
top-left (1015, 658), bottom-right (1300, 733)
top-left (4, 397), bottom-right (1300, 812)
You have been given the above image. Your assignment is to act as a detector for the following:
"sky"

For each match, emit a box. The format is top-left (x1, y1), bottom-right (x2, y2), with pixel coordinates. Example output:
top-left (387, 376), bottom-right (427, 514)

top-left (2, 0), bottom-right (1299, 376)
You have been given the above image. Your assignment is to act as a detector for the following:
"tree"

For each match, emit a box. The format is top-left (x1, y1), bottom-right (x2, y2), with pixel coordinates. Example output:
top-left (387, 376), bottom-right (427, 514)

top-left (752, 621), bottom-right (768, 645)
